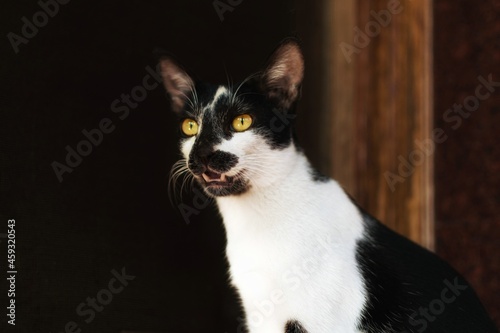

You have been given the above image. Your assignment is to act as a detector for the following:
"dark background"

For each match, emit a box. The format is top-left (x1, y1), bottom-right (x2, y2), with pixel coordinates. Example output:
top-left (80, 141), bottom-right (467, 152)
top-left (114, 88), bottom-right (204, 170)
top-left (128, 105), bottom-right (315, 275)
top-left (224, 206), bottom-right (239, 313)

top-left (434, 0), bottom-right (500, 328)
top-left (0, 0), bottom-right (499, 332)
top-left (0, 1), bottom-right (297, 332)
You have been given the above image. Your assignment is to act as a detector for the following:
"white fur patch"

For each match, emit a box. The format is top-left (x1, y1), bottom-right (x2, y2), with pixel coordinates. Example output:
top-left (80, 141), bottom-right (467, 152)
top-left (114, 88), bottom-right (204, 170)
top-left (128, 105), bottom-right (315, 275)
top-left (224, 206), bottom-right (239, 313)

top-left (180, 101), bottom-right (367, 332)
top-left (213, 144), bottom-right (367, 333)
top-left (206, 85), bottom-right (228, 112)
top-left (180, 136), bottom-right (196, 159)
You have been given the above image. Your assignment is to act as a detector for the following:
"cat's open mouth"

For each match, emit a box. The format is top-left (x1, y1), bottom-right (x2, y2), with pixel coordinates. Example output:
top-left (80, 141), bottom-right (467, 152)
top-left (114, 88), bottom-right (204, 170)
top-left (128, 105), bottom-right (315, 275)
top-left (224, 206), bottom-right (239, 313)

top-left (198, 169), bottom-right (249, 196)
top-left (201, 170), bottom-right (233, 187)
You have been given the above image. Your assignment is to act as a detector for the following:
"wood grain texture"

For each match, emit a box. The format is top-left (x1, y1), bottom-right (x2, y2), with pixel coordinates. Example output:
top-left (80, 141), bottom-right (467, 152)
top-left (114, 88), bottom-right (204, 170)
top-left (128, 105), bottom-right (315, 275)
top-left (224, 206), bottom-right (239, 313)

top-left (322, 0), bottom-right (434, 248)
top-left (433, 0), bottom-right (500, 326)
top-left (324, 0), bottom-right (358, 192)
top-left (297, 0), bottom-right (498, 324)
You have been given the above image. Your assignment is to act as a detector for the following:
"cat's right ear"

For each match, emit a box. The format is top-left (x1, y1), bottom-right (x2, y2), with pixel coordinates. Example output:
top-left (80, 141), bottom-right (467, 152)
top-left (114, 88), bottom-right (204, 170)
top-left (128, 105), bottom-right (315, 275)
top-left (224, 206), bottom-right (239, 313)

top-left (159, 57), bottom-right (194, 113)
top-left (261, 39), bottom-right (304, 110)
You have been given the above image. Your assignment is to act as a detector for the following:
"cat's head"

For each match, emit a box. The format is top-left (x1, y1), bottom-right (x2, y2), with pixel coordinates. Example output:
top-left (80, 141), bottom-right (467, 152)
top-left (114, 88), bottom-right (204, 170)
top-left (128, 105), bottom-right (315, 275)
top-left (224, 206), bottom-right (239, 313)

top-left (161, 40), bottom-right (304, 197)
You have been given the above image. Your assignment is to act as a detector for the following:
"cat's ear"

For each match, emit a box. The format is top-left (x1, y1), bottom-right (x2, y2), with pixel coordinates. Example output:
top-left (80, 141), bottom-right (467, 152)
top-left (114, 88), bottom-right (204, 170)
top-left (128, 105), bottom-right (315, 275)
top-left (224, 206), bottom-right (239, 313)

top-left (261, 39), bottom-right (304, 109)
top-left (159, 57), bottom-right (194, 113)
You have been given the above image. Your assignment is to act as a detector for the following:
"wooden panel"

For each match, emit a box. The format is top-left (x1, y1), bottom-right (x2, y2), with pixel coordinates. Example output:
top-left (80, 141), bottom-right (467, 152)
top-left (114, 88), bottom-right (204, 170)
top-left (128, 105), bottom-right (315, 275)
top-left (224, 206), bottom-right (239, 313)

top-left (321, 0), bottom-right (434, 248)
top-left (433, 0), bottom-right (500, 326)
top-left (323, 0), bottom-right (358, 191)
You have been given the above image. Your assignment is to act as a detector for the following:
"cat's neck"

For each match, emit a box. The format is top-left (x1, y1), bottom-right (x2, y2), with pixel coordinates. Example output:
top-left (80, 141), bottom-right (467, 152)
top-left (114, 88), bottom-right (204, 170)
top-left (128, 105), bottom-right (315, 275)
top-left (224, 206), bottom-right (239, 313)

top-left (215, 142), bottom-right (364, 255)
top-left (215, 144), bottom-right (322, 236)
top-left (217, 144), bottom-right (308, 202)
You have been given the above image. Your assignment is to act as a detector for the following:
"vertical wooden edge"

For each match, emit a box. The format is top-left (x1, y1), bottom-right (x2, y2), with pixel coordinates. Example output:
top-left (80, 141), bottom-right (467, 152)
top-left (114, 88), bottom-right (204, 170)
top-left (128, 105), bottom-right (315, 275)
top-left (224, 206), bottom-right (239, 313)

top-left (321, 0), bottom-right (435, 249)
top-left (323, 0), bottom-right (357, 194)
top-left (406, 0), bottom-right (435, 249)
top-left (394, 0), bottom-right (434, 250)
top-left (423, 0), bottom-right (435, 250)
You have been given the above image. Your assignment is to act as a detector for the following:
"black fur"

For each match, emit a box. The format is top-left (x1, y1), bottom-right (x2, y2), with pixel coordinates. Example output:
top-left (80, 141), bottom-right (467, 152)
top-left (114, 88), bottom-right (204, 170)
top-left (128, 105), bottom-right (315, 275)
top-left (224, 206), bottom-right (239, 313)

top-left (206, 151), bottom-right (238, 173)
top-left (174, 80), bottom-right (296, 150)
top-left (285, 319), bottom-right (308, 333)
top-left (356, 210), bottom-right (499, 333)
top-left (162, 41), bottom-right (304, 197)
top-left (188, 145), bottom-right (239, 176)
top-left (309, 167), bottom-right (330, 183)
top-left (163, 41), bottom-right (499, 331)
top-left (165, 52), bottom-right (301, 197)
top-left (174, 80), bottom-right (295, 197)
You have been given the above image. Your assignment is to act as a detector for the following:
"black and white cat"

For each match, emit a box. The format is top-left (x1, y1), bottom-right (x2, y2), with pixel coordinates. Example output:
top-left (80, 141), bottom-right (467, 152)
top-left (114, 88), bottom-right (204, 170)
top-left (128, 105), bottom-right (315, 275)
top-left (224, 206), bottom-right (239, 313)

top-left (160, 40), bottom-right (498, 333)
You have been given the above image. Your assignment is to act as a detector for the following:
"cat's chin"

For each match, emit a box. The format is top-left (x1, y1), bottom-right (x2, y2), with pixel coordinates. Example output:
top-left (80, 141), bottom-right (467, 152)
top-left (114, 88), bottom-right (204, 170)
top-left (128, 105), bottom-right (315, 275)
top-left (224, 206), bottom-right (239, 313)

top-left (199, 177), bottom-right (249, 197)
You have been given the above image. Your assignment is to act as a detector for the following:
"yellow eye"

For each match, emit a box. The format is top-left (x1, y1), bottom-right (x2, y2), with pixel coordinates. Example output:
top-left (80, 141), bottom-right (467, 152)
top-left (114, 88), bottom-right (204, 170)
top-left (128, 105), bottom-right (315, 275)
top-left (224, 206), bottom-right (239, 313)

top-left (181, 118), bottom-right (198, 136)
top-left (232, 114), bottom-right (253, 132)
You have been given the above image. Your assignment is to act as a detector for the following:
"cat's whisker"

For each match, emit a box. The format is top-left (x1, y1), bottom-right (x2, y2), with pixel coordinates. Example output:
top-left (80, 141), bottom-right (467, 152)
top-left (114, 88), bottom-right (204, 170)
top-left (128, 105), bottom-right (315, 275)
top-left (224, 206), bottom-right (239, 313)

top-left (231, 91), bottom-right (262, 100)
top-left (239, 158), bottom-right (276, 168)
top-left (189, 174), bottom-right (197, 191)
top-left (224, 66), bottom-right (234, 99)
top-left (231, 72), bottom-right (261, 106)
top-left (179, 91), bottom-right (196, 111)
top-left (191, 85), bottom-right (199, 107)
top-left (168, 158), bottom-right (192, 206)
top-left (159, 40), bottom-right (496, 332)
top-left (236, 164), bottom-right (274, 180)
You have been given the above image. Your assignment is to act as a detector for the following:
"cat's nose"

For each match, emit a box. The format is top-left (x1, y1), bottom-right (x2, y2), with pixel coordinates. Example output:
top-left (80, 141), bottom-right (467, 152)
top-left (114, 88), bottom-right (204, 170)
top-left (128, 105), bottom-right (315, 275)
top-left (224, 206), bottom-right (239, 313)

top-left (188, 150), bottom-right (239, 176)
top-left (188, 142), bottom-right (213, 175)
top-left (188, 156), bottom-right (208, 175)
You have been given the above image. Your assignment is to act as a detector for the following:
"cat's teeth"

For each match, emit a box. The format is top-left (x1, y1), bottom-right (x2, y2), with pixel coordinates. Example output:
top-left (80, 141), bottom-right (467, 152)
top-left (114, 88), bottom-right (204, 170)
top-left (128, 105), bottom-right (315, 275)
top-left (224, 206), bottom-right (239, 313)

top-left (202, 173), bottom-right (213, 183)
top-left (202, 172), bottom-right (227, 183)
top-left (202, 172), bottom-right (226, 183)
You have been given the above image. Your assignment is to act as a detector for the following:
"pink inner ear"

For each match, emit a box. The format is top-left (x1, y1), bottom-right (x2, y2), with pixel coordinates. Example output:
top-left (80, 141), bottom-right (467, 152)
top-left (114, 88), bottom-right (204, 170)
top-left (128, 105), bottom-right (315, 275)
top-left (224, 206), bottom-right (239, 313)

top-left (160, 58), bottom-right (194, 113)
top-left (265, 44), bottom-right (304, 88)
top-left (263, 42), bottom-right (304, 108)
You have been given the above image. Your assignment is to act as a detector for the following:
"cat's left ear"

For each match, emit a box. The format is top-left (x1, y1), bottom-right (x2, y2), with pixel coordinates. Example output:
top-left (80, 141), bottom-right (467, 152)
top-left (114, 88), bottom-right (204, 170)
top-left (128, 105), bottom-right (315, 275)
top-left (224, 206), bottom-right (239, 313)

top-left (261, 39), bottom-right (304, 110)
top-left (159, 57), bottom-right (194, 113)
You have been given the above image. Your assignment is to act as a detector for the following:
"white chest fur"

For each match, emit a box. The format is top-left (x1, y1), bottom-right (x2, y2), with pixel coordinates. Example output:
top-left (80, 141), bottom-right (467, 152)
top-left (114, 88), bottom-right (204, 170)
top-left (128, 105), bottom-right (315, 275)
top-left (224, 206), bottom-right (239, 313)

top-left (216, 152), bottom-right (368, 333)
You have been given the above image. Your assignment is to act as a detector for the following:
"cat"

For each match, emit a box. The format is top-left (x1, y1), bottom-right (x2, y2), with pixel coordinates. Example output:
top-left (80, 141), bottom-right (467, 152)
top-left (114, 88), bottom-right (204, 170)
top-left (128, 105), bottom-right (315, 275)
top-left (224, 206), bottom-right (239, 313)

top-left (160, 39), bottom-right (498, 333)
